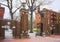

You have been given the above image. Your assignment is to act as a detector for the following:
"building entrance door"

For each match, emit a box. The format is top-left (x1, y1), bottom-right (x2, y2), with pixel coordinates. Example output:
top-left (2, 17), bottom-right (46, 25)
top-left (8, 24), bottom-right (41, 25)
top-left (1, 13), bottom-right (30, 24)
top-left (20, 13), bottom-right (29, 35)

top-left (40, 23), bottom-right (43, 36)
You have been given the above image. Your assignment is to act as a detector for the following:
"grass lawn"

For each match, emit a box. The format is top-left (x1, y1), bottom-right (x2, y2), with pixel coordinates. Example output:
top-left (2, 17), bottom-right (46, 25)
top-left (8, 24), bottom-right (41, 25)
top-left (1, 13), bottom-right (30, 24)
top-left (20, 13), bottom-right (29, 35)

top-left (33, 29), bottom-right (40, 32)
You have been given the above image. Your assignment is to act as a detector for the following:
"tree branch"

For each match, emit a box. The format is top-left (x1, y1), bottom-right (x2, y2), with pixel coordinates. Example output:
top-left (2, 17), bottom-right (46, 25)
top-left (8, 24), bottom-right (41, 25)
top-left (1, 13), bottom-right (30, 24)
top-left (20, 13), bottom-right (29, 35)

top-left (13, 5), bottom-right (22, 14)
top-left (0, 3), bottom-right (8, 7)
top-left (33, 0), bottom-right (36, 4)
top-left (25, 0), bottom-right (30, 7)
top-left (7, 0), bottom-right (10, 9)
top-left (10, 0), bottom-right (13, 12)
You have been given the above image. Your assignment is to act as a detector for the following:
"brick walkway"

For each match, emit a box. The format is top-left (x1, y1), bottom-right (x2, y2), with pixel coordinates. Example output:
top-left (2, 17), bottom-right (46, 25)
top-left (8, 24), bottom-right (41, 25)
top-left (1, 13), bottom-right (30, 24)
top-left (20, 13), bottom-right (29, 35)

top-left (0, 36), bottom-right (60, 42)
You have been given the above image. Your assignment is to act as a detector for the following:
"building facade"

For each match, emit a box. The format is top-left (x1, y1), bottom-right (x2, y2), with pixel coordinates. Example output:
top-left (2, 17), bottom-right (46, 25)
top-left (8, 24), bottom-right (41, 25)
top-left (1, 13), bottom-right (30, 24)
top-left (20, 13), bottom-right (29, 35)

top-left (42, 8), bottom-right (60, 35)
top-left (55, 13), bottom-right (60, 35)
top-left (35, 13), bottom-right (41, 28)
top-left (35, 8), bottom-right (60, 36)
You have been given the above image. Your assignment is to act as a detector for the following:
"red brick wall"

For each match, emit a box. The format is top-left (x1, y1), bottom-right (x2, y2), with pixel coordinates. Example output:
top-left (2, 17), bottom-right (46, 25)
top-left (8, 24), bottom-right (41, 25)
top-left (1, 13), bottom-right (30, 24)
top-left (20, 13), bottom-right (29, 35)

top-left (0, 7), bottom-right (5, 19)
top-left (20, 14), bottom-right (28, 31)
top-left (35, 13), bottom-right (41, 28)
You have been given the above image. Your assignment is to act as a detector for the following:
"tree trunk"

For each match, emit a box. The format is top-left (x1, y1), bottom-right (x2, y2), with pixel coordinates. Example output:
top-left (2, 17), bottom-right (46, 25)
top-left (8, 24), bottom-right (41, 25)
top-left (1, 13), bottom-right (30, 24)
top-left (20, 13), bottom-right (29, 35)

top-left (10, 13), bottom-right (13, 20)
top-left (29, 0), bottom-right (33, 33)
top-left (9, 9), bottom-right (13, 20)
top-left (30, 10), bottom-right (33, 33)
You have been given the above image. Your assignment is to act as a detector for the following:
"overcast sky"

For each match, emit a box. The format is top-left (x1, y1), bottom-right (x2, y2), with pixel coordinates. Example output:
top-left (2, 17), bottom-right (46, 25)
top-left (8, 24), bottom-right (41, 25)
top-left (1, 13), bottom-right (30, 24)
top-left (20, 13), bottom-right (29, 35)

top-left (2, 0), bottom-right (60, 19)
top-left (42, 0), bottom-right (60, 12)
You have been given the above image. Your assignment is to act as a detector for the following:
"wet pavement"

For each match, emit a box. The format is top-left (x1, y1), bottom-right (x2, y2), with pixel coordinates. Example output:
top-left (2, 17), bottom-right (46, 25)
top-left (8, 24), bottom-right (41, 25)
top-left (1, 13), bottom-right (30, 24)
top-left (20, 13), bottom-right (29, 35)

top-left (0, 36), bottom-right (60, 42)
top-left (0, 29), bottom-right (60, 42)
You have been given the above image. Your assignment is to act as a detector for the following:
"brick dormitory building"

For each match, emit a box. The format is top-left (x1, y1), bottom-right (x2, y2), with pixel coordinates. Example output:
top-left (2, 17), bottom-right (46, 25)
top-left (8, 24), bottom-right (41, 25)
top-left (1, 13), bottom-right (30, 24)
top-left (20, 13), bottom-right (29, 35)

top-left (35, 8), bottom-right (60, 36)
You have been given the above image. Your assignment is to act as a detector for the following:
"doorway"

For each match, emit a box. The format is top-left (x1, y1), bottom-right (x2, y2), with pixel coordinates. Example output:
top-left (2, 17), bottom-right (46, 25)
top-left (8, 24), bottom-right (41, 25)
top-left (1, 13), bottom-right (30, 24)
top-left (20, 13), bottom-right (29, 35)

top-left (40, 23), bottom-right (43, 36)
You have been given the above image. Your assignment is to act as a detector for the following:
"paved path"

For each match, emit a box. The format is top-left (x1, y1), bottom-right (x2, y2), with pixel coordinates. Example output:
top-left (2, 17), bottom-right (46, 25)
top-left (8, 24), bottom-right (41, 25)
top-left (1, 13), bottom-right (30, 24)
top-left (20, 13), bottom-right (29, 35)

top-left (0, 29), bottom-right (60, 42)
top-left (0, 36), bottom-right (60, 42)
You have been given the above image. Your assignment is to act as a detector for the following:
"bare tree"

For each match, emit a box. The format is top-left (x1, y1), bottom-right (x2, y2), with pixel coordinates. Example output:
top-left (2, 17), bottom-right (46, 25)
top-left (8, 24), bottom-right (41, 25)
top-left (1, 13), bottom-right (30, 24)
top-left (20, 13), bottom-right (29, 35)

top-left (25, 0), bottom-right (54, 33)
top-left (0, 0), bottom-right (22, 20)
top-left (0, 0), bottom-right (54, 33)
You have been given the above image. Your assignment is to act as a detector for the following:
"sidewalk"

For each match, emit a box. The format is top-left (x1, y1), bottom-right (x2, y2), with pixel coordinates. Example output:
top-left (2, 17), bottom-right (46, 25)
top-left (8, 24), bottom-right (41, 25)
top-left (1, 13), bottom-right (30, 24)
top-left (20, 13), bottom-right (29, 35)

top-left (0, 36), bottom-right (60, 42)
top-left (0, 29), bottom-right (60, 42)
